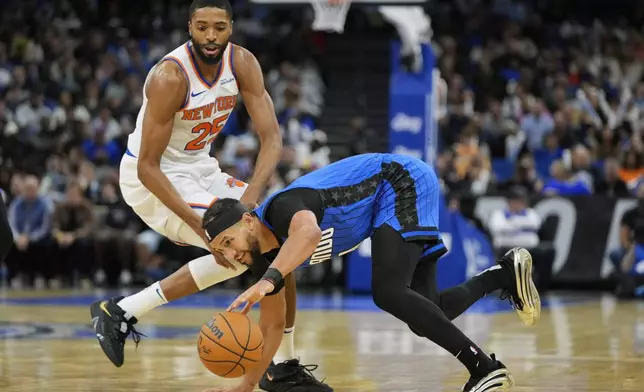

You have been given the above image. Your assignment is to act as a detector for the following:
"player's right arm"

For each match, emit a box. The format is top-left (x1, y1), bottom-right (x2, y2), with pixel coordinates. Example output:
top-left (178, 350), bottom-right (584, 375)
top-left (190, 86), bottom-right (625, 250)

top-left (137, 62), bottom-right (206, 240)
top-left (242, 288), bottom-right (286, 390)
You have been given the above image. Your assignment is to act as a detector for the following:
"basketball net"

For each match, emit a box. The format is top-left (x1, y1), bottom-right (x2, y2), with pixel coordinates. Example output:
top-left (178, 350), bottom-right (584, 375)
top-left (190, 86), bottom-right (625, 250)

top-left (311, 0), bottom-right (352, 33)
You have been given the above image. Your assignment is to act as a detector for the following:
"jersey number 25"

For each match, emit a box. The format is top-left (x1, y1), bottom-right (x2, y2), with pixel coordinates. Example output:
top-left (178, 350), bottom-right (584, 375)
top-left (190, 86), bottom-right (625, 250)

top-left (184, 113), bottom-right (230, 151)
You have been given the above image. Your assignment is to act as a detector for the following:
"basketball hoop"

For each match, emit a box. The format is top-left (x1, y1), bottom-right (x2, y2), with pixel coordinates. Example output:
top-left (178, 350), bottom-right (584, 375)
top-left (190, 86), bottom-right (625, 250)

top-left (310, 0), bottom-right (352, 33)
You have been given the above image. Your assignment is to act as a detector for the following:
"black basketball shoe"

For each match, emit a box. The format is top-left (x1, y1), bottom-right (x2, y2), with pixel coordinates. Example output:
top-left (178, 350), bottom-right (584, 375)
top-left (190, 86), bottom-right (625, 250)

top-left (90, 296), bottom-right (145, 367)
top-left (498, 247), bottom-right (541, 326)
top-left (259, 359), bottom-right (333, 392)
top-left (462, 354), bottom-right (514, 392)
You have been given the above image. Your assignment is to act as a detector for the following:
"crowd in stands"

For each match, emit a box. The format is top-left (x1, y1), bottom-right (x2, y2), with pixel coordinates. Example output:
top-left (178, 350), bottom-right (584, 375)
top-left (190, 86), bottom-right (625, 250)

top-left (430, 0), bottom-right (644, 200)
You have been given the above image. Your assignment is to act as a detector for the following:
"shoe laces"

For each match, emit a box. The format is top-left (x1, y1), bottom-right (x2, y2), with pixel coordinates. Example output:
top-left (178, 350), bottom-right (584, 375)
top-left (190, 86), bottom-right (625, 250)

top-left (499, 255), bottom-right (525, 312)
top-left (129, 325), bottom-right (146, 348)
top-left (290, 361), bottom-right (325, 382)
top-left (113, 319), bottom-right (147, 348)
top-left (500, 288), bottom-right (524, 311)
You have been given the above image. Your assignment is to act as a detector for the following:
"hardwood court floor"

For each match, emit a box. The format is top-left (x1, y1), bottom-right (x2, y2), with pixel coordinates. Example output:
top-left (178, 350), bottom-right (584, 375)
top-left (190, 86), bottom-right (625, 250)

top-left (0, 289), bottom-right (643, 391)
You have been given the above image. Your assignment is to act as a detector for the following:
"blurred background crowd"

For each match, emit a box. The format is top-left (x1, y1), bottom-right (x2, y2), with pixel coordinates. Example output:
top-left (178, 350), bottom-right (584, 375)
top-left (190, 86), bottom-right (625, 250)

top-left (1, 0), bottom-right (644, 296)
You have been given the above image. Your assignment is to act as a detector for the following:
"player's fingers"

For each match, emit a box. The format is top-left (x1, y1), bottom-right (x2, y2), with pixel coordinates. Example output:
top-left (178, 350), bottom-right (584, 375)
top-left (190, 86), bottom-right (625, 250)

top-left (226, 300), bottom-right (240, 312)
top-left (213, 252), bottom-right (237, 270)
top-left (217, 256), bottom-right (235, 270)
top-left (227, 294), bottom-right (247, 311)
top-left (240, 301), bottom-right (254, 315)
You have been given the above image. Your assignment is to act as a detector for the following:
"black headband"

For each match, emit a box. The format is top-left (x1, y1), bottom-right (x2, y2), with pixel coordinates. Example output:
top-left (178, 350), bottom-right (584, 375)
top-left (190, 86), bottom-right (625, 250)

top-left (204, 202), bottom-right (249, 242)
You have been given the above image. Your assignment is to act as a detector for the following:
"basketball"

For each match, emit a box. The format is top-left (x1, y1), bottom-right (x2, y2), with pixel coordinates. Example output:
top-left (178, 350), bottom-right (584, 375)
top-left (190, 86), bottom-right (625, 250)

top-left (197, 312), bottom-right (265, 378)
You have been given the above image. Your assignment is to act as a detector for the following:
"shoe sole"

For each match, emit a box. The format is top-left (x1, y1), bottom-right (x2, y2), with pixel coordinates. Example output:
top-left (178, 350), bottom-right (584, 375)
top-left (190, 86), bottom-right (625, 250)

top-left (464, 368), bottom-right (515, 392)
top-left (510, 247), bottom-right (541, 326)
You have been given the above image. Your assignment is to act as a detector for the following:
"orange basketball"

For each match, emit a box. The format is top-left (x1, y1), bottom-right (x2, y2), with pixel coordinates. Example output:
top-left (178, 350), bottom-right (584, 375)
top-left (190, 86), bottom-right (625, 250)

top-left (197, 312), bottom-right (264, 378)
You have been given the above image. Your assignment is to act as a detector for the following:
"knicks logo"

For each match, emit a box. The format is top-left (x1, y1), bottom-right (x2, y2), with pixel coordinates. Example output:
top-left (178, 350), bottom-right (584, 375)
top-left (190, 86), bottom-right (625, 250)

top-left (310, 228), bottom-right (334, 265)
top-left (226, 177), bottom-right (245, 188)
top-left (181, 95), bottom-right (237, 121)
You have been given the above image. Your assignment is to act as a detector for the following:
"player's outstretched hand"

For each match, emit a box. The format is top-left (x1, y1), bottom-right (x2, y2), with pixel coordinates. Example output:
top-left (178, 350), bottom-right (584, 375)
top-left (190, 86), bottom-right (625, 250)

top-left (227, 280), bottom-right (275, 314)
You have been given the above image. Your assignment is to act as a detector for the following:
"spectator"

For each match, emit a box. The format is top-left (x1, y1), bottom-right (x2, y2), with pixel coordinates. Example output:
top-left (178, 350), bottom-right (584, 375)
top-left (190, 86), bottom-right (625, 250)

top-left (39, 155), bottom-right (67, 202)
top-left (570, 145), bottom-right (601, 191)
top-left (533, 133), bottom-right (563, 176)
top-left (618, 149), bottom-right (644, 186)
top-left (482, 99), bottom-right (517, 158)
top-left (6, 175), bottom-right (53, 288)
top-left (453, 127), bottom-right (489, 181)
top-left (94, 182), bottom-right (137, 287)
top-left (487, 187), bottom-right (554, 292)
top-left (612, 201), bottom-right (644, 298)
top-left (82, 130), bottom-right (122, 166)
top-left (520, 99), bottom-right (554, 152)
top-left (498, 155), bottom-right (543, 194)
top-left (14, 87), bottom-right (52, 138)
top-left (595, 157), bottom-right (630, 197)
top-left (52, 181), bottom-right (94, 289)
top-left (542, 160), bottom-right (592, 196)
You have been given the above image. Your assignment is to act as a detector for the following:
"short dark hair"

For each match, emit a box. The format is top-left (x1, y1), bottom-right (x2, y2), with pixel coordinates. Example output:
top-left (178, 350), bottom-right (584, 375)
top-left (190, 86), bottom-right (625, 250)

top-left (189, 0), bottom-right (233, 21)
top-left (202, 198), bottom-right (241, 229)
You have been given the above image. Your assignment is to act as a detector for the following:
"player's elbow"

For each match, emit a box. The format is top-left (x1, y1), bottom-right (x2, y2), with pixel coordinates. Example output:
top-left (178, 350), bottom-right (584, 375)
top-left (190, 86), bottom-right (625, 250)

top-left (303, 224), bottom-right (322, 247)
top-left (136, 158), bottom-right (158, 184)
top-left (261, 128), bottom-right (282, 151)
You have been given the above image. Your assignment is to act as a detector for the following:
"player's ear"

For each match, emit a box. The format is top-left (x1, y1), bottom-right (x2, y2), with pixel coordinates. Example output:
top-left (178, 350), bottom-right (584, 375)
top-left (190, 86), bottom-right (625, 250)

top-left (242, 212), bottom-right (254, 228)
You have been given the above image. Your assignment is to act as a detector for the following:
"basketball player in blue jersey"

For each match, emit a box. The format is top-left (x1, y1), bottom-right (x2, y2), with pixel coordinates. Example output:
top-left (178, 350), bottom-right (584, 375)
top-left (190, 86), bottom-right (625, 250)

top-left (0, 189), bottom-right (12, 262)
top-left (201, 153), bottom-right (541, 392)
top-left (89, 1), bottom-right (330, 391)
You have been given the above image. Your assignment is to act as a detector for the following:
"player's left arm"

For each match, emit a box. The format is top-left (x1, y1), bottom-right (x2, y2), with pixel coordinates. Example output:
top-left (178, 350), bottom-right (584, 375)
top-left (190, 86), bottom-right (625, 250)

top-left (238, 287), bottom-right (286, 390)
top-left (234, 46), bottom-right (282, 206)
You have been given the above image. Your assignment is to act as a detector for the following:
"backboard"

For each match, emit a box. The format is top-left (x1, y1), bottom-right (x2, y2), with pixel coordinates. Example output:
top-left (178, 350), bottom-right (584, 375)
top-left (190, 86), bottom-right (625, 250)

top-left (250, 0), bottom-right (426, 4)
top-left (249, 0), bottom-right (427, 33)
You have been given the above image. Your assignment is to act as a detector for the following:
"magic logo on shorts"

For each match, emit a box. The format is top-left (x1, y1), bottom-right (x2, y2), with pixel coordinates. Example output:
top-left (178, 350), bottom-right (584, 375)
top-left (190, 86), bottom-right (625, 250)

top-left (310, 228), bottom-right (334, 265)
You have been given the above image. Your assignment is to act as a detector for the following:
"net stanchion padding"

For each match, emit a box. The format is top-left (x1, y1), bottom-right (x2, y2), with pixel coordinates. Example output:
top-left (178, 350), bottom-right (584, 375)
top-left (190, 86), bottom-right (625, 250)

top-left (311, 0), bottom-right (352, 33)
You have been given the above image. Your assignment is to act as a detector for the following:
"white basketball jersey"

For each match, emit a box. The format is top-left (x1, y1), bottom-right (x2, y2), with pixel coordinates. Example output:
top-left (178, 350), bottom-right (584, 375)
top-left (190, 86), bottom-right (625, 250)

top-left (127, 42), bottom-right (239, 165)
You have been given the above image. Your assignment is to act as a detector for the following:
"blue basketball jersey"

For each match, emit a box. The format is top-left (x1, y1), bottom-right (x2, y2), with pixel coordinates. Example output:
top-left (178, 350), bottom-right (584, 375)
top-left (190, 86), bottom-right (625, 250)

top-left (254, 153), bottom-right (445, 266)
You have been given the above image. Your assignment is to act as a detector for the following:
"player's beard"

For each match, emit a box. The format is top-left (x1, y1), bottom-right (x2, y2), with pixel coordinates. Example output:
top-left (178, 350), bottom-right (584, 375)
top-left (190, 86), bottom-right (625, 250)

top-left (247, 236), bottom-right (264, 266)
top-left (247, 234), bottom-right (261, 254)
top-left (191, 38), bottom-right (228, 65)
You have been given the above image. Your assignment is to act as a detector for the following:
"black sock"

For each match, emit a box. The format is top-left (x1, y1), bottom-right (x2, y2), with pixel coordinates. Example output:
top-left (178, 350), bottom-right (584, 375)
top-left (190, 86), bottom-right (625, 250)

top-left (438, 266), bottom-right (508, 320)
top-left (455, 344), bottom-right (495, 376)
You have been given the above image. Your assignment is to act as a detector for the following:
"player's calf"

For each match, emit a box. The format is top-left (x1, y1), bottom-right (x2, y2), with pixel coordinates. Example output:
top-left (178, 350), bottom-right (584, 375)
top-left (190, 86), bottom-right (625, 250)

top-left (90, 296), bottom-right (144, 367)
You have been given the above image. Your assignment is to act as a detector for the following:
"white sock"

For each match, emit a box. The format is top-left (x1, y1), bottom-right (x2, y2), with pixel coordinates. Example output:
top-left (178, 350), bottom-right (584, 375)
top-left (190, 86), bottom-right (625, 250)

top-left (274, 327), bottom-right (296, 363)
top-left (117, 281), bottom-right (168, 320)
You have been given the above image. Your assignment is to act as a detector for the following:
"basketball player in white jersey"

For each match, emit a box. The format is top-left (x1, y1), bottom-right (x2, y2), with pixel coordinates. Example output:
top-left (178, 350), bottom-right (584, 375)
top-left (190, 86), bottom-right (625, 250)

top-left (90, 1), bottom-right (332, 391)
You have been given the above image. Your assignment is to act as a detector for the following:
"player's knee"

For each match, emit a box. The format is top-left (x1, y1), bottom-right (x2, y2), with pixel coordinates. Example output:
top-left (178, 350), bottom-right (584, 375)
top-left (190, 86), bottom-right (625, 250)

top-left (408, 324), bottom-right (425, 338)
top-left (371, 282), bottom-right (405, 313)
top-left (188, 255), bottom-right (246, 290)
